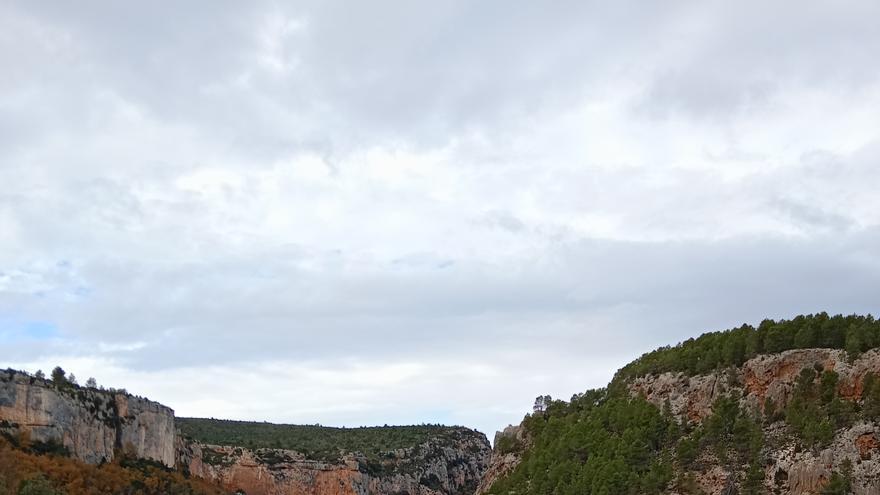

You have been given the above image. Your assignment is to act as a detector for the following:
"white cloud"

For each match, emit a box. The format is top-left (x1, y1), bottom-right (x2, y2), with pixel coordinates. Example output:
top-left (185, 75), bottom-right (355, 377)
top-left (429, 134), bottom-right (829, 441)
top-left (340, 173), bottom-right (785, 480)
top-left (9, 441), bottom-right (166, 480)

top-left (1, 0), bottom-right (880, 437)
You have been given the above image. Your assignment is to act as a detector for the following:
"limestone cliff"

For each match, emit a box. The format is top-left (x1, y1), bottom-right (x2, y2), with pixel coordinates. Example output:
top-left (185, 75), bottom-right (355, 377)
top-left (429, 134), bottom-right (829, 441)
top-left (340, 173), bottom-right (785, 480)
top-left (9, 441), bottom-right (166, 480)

top-left (628, 348), bottom-right (880, 495)
top-left (474, 426), bottom-right (527, 495)
top-left (0, 369), bottom-right (175, 467)
top-left (478, 348), bottom-right (880, 495)
top-left (179, 427), bottom-right (491, 495)
top-left (1, 368), bottom-right (491, 495)
top-left (629, 348), bottom-right (880, 424)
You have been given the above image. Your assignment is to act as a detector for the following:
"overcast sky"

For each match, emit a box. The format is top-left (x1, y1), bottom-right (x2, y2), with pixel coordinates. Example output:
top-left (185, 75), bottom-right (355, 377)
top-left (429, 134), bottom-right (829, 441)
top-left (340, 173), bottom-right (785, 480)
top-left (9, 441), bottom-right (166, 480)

top-left (2, 1), bottom-right (880, 438)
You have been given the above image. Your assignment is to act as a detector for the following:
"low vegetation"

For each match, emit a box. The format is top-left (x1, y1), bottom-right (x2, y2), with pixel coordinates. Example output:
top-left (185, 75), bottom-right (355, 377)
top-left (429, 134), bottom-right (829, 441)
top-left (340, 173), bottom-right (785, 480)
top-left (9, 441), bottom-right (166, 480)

top-left (0, 436), bottom-right (226, 495)
top-left (176, 418), bottom-right (473, 462)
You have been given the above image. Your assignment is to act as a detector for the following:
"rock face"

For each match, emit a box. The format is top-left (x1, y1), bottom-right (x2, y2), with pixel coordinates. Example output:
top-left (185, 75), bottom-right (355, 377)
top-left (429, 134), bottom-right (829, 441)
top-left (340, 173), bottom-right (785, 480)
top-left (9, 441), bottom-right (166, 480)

top-left (0, 370), bottom-right (175, 467)
top-left (629, 348), bottom-right (880, 424)
top-left (629, 349), bottom-right (880, 495)
top-left (0, 368), bottom-right (491, 495)
top-left (474, 425), bottom-right (527, 495)
top-left (181, 429), bottom-right (492, 495)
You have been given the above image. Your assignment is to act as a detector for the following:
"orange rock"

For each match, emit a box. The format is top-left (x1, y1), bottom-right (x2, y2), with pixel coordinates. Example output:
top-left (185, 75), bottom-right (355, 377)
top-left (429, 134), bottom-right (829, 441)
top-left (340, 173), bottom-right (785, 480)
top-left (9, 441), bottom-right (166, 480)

top-left (856, 432), bottom-right (879, 460)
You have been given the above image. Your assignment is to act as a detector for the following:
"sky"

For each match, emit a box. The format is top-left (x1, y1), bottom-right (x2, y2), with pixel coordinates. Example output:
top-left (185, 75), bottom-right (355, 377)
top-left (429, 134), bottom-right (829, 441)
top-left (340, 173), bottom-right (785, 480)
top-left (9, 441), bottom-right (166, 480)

top-left (2, 1), bottom-right (880, 439)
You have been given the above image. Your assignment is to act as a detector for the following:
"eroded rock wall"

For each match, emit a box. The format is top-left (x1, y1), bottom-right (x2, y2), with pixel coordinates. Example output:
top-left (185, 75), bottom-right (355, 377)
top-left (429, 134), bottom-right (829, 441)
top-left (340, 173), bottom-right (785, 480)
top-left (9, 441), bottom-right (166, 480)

top-left (629, 349), bottom-right (880, 494)
top-left (630, 348), bottom-right (880, 423)
top-left (659, 421), bottom-right (880, 495)
top-left (474, 425), bottom-right (528, 495)
top-left (181, 429), bottom-right (491, 495)
top-left (0, 370), bottom-right (175, 467)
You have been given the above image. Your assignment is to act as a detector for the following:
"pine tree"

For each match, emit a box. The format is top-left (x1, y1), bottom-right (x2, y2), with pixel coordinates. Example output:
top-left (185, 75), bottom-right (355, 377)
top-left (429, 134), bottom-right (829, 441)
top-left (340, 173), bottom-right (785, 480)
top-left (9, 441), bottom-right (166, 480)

top-left (50, 367), bottom-right (67, 387)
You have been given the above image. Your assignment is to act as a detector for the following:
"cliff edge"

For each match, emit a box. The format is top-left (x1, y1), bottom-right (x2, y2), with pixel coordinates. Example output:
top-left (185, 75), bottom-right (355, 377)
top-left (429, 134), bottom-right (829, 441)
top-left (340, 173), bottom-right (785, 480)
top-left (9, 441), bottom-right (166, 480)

top-left (177, 424), bottom-right (491, 495)
top-left (0, 369), bottom-right (175, 467)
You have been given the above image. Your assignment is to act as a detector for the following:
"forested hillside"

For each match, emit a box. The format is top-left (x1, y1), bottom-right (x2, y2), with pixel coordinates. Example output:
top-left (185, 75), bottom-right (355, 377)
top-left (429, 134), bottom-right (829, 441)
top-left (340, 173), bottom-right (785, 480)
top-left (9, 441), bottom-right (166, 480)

top-left (177, 418), bottom-right (477, 462)
top-left (485, 313), bottom-right (880, 495)
top-left (615, 313), bottom-right (879, 382)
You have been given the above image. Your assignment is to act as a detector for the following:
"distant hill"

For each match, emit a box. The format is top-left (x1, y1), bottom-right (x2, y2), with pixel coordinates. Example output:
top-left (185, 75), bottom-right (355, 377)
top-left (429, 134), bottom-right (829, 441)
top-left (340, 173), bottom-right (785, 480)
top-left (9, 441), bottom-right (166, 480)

top-left (178, 419), bottom-right (491, 495)
top-left (176, 417), bottom-right (481, 462)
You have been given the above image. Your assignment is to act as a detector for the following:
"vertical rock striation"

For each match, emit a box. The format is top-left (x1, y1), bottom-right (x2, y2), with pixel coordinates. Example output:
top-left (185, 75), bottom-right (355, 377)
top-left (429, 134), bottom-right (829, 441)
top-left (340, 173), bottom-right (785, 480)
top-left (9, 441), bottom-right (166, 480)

top-left (0, 369), bottom-right (175, 467)
top-left (1, 368), bottom-right (490, 495)
top-left (474, 425), bottom-right (527, 495)
top-left (181, 428), bottom-right (492, 495)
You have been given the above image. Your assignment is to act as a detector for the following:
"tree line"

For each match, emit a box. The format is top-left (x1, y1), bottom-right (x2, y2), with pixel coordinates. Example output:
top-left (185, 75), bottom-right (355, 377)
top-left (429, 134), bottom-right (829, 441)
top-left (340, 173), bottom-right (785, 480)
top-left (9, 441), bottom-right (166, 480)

top-left (614, 313), bottom-right (878, 383)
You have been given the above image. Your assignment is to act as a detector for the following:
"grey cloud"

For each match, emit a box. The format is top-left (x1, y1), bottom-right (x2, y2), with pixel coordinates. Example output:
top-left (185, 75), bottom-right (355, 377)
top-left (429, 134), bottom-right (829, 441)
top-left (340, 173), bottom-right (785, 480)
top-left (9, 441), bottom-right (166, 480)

top-left (5, 229), bottom-right (880, 372)
top-left (4, 0), bottom-right (879, 169)
top-left (0, 1), bottom-right (702, 158)
top-left (474, 210), bottom-right (526, 233)
top-left (637, 1), bottom-right (880, 120)
top-left (2, 0), bottom-right (880, 433)
top-left (768, 197), bottom-right (854, 232)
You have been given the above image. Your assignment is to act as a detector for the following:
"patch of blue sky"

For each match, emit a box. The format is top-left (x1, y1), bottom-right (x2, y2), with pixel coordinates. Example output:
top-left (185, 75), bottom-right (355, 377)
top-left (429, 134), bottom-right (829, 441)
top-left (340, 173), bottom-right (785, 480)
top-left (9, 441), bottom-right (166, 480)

top-left (0, 317), bottom-right (59, 342)
top-left (23, 321), bottom-right (58, 339)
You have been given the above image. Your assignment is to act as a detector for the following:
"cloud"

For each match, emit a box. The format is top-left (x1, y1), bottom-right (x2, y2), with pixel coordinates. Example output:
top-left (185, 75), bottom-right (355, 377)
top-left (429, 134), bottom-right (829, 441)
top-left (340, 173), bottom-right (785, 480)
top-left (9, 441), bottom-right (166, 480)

top-left (1, 0), bottom-right (879, 437)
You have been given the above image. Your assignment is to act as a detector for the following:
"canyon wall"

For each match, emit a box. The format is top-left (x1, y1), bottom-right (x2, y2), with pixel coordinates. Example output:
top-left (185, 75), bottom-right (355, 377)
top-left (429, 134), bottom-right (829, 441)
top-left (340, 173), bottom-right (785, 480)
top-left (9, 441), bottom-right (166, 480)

top-left (1, 368), bottom-right (491, 495)
top-left (478, 348), bottom-right (880, 495)
top-left (474, 425), bottom-right (527, 495)
top-left (0, 369), bottom-right (175, 467)
top-left (629, 348), bottom-right (880, 495)
top-left (179, 428), bottom-right (491, 495)
top-left (629, 348), bottom-right (880, 423)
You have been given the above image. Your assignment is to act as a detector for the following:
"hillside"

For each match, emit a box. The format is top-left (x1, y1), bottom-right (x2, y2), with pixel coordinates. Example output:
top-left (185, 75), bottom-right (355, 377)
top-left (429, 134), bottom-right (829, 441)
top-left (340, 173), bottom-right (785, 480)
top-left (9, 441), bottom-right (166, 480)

top-left (0, 435), bottom-right (226, 495)
top-left (176, 418), bottom-right (473, 462)
top-left (480, 313), bottom-right (880, 495)
top-left (8, 312), bottom-right (880, 494)
top-left (177, 418), bottom-right (491, 495)
top-left (0, 368), bottom-right (226, 494)
top-left (0, 368), bottom-right (491, 495)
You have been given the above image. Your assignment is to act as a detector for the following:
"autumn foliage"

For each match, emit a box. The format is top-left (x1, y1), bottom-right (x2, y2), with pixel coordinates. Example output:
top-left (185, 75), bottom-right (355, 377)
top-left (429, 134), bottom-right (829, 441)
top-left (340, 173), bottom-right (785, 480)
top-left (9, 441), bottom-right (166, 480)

top-left (0, 436), bottom-right (228, 495)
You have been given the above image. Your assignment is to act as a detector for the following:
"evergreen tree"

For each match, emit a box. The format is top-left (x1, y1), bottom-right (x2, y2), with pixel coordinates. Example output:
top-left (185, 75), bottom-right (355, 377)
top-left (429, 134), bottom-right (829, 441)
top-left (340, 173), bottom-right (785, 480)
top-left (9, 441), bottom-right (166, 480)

top-left (50, 367), bottom-right (67, 387)
top-left (17, 476), bottom-right (61, 495)
top-left (845, 327), bottom-right (862, 362)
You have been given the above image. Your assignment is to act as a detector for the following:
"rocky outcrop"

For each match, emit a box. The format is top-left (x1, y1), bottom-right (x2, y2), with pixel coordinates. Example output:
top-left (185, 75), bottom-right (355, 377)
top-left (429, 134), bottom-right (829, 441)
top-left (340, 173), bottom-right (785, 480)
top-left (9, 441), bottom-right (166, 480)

top-left (662, 421), bottom-right (880, 495)
top-left (742, 422), bottom-right (880, 495)
top-left (474, 425), bottom-right (527, 495)
top-left (0, 369), bottom-right (491, 495)
top-left (0, 369), bottom-right (175, 467)
top-left (629, 349), bottom-right (880, 495)
top-left (630, 348), bottom-right (880, 423)
top-left (181, 428), bottom-right (491, 495)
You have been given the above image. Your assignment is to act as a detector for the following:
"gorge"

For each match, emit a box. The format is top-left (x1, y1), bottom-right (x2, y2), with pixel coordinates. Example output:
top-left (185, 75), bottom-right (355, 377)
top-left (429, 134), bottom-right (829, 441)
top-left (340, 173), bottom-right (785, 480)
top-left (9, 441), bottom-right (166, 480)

top-left (5, 313), bottom-right (880, 494)
top-left (0, 369), bottom-right (491, 495)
